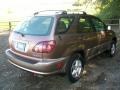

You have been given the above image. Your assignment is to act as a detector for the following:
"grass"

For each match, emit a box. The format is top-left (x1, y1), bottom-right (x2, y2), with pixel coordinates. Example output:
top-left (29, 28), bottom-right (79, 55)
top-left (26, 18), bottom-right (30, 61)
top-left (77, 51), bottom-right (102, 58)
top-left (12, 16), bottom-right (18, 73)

top-left (0, 21), bottom-right (20, 31)
top-left (0, 22), bottom-right (9, 30)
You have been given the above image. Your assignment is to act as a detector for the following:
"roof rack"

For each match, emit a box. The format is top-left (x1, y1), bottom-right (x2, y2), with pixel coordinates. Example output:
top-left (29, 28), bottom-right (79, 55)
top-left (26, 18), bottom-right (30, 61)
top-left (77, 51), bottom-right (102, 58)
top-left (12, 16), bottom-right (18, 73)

top-left (33, 10), bottom-right (87, 16)
top-left (67, 11), bottom-right (87, 15)
top-left (34, 10), bottom-right (67, 15)
top-left (79, 11), bottom-right (87, 15)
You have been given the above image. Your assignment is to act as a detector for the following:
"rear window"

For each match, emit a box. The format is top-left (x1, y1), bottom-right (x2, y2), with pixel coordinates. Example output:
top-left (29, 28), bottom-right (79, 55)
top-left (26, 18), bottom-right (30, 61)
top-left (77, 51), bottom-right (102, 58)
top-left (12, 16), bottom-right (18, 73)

top-left (13, 16), bottom-right (54, 36)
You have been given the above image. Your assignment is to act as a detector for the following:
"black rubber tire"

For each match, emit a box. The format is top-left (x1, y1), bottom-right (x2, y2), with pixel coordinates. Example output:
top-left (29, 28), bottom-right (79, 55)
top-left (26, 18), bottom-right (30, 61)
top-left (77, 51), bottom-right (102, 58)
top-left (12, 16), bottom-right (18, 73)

top-left (108, 42), bottom-right (116, 57)
top-left (66, 53), bottom-right (84, 83)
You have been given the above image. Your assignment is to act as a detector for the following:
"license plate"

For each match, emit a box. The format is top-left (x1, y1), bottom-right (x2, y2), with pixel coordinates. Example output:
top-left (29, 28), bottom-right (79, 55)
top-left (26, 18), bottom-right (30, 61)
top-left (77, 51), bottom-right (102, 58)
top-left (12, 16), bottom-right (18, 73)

top-left (16, 42), bottom-right (26, 52)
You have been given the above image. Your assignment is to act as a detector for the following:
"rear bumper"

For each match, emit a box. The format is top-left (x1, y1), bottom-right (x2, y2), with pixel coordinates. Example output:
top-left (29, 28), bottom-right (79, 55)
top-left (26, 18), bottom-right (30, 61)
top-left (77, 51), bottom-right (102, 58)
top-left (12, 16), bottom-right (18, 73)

top-left (5, 49), bottom-right (68, 75)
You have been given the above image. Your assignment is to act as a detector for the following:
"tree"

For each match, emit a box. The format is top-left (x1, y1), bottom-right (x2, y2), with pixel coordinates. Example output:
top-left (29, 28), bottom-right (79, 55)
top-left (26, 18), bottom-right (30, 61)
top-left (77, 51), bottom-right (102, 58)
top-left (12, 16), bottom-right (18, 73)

top-left (72, 0), bottom-right (120, 19)
top-left (71, 0), bottom-right (102, 15)
top-left (95, 0), bottom-right (120, 19)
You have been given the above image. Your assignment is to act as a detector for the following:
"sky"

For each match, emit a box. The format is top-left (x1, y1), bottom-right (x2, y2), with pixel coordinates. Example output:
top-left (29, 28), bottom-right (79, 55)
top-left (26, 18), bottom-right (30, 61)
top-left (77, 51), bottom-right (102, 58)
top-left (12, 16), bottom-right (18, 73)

top-left (0, 0), bottom-right (74, 20)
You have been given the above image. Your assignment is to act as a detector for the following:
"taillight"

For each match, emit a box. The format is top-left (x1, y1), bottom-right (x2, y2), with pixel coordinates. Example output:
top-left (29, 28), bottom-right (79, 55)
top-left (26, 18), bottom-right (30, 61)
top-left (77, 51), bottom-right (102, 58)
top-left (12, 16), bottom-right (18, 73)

top-left (32, 40), bottom-right (56, 53)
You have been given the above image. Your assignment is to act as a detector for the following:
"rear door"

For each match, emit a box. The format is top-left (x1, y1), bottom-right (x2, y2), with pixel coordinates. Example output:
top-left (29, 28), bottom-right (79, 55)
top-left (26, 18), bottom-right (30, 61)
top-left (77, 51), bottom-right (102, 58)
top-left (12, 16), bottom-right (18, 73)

top-left (77, 16), bottom-right (98, 58)
top-left (54, 15), bottom-right (76, 58)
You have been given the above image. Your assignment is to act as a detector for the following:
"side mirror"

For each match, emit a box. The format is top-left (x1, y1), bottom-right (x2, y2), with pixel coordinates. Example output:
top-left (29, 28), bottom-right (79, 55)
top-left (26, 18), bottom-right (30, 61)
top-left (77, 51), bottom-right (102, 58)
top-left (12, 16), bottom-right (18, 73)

top-left (107, 26), bottom-right (111, 31)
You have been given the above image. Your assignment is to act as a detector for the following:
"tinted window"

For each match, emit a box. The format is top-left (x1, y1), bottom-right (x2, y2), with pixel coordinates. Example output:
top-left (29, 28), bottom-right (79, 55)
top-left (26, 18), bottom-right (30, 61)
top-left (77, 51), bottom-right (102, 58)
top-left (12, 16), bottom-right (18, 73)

top-left (13, 16), bottom-right (54, 36)
top-left (78, 17), bottom-right (93, 33)
top-left (91, 18), bottom-right (105, 32)
top-left (56, 17), bottom-right (74, 34)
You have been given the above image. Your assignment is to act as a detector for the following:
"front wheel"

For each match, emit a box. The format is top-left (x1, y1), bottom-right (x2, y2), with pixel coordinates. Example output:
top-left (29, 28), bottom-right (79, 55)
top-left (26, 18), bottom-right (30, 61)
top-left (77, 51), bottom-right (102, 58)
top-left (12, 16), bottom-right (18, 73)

top-left (108, 42), bottom-right (116, 57)
top-left (66, 54), bottom-right (84, 83)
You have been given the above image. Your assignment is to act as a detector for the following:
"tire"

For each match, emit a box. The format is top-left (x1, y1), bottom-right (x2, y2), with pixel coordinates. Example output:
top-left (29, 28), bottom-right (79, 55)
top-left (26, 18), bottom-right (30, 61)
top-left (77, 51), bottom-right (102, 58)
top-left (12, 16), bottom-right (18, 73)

top-left (108, 42), bottom-right (116, 57)
top-left (66, 53), bottom-right (84, 83)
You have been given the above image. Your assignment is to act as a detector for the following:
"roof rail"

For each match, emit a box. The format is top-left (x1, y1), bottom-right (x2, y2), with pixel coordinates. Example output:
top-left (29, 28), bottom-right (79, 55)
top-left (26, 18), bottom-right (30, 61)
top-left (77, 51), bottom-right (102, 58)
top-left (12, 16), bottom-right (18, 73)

top-left (79, 11), bottom-right (87, 15)
top-left (67, 11), bottom-right (87, 15)
top-left (34, 10), bottom-right (67, 15)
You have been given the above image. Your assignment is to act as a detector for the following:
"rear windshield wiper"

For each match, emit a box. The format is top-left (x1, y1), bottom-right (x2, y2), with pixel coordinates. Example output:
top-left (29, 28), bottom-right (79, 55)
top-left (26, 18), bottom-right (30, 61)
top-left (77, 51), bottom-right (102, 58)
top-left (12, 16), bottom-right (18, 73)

top-left (14, 31), bottom-right (25, 37)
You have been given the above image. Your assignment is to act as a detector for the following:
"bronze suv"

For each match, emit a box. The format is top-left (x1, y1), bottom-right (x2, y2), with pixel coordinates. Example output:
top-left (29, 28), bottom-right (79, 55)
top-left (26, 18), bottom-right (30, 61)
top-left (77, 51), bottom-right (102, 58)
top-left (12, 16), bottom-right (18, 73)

top-left (6, 10), bottom-right (117, 83)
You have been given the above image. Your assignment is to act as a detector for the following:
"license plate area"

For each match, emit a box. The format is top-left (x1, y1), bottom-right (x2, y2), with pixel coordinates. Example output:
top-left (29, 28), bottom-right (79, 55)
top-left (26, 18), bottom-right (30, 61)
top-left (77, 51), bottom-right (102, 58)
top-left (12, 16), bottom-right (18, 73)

top-left (16, 42), bottom-right (26, 52)
top-left (14, 40), bottom-right (28, 52)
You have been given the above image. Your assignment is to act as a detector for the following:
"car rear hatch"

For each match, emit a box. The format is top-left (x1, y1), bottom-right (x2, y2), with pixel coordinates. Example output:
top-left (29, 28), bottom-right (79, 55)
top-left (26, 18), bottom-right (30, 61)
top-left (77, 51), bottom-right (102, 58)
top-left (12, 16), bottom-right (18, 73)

top-left (9, 16), bottom-right (54, 60)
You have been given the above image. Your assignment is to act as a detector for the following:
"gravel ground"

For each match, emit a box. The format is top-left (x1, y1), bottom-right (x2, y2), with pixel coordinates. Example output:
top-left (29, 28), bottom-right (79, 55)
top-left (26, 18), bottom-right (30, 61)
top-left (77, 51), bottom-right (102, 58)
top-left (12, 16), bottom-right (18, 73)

top-left (0, 32), bottom-right (120, 90)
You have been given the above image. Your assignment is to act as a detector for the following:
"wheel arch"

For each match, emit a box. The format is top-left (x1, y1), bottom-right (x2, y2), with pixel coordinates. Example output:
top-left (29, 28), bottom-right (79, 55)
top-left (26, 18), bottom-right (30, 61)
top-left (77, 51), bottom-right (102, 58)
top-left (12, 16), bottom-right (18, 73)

top-left (70, 50), bottom-right (86, 65)
top-left (112, 37), bottom-right (117, 44)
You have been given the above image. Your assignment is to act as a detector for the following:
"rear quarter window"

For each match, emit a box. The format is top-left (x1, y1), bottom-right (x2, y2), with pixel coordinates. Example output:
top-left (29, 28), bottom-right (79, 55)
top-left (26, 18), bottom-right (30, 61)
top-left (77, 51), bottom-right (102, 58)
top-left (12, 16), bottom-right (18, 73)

top-left (55, 16), bottom-right (74, 34)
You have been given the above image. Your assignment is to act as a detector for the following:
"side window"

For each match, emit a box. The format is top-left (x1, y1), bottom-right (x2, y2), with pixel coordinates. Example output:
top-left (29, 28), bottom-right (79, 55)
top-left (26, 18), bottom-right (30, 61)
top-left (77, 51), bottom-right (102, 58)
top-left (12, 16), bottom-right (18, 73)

top-left (91, 18), bottom-right (105, 32)
top-left (78, 17), bottom-right (94, 33)
top-left (56, 17), bottom-right (74, 34)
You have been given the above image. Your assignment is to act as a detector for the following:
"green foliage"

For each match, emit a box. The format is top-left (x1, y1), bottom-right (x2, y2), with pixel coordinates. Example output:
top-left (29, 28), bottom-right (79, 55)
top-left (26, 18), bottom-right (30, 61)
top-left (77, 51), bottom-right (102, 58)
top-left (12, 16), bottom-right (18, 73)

top-left (72, 0), bottom-right (108, 15)
top-left (97, 0), bottom-right (120, 19)
top-left (72, 0), bottom-right (120, 19)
